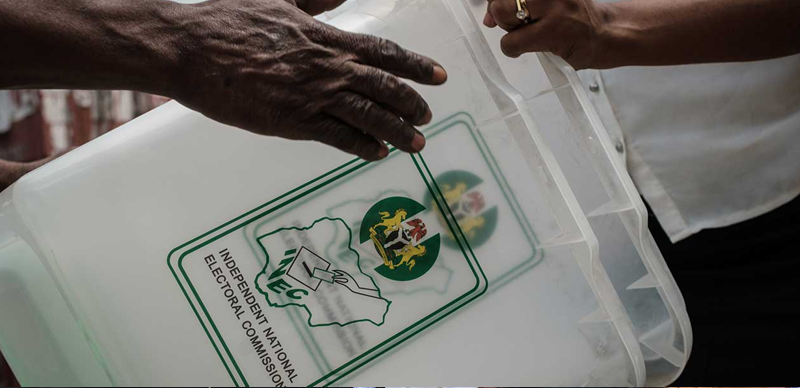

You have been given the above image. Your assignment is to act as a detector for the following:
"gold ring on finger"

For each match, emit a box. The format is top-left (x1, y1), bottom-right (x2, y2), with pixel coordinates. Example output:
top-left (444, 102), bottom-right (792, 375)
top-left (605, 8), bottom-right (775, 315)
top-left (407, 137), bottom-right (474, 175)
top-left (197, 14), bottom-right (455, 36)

top-left (516, 0), bottom-right (531, 23)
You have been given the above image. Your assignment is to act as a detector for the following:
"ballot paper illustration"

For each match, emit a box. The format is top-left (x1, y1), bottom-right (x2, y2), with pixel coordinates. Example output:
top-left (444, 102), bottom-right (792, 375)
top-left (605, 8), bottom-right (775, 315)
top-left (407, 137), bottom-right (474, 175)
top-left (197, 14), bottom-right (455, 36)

top-left (254, 218), bottom-right (391, 327)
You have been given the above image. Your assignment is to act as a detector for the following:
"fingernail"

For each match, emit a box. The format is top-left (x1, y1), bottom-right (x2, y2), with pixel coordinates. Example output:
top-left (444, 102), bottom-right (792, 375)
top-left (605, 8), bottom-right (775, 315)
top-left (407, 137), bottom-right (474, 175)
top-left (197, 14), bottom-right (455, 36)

top-left (377, 144), bottom-right (389, 159)
top-left (432, 66), bottom-right (448, 84)
top-left (411, 134), bottom-right (426, 152)
top-left (483, 12), bottom-right (492, 27)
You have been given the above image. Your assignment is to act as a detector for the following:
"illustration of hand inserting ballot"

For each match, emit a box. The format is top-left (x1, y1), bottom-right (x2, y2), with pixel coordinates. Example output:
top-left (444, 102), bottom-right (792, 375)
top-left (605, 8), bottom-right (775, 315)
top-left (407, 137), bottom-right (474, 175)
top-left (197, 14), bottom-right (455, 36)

top-left (255, 218), bottom-right (391, 327)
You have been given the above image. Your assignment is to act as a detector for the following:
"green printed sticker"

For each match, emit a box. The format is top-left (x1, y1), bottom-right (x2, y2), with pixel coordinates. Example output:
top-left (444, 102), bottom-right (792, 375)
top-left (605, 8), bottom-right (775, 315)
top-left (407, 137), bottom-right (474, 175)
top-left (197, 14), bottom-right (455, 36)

top-left (167, 111), bottom-right (545, 387)
top-left (168, 142), bottom-right (487, 387)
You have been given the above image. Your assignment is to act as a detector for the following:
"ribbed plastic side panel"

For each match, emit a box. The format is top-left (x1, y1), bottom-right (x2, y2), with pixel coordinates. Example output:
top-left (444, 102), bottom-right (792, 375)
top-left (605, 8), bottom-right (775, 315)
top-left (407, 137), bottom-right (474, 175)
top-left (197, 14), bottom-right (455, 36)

top-left (450, 3), bottom-right (691, 382)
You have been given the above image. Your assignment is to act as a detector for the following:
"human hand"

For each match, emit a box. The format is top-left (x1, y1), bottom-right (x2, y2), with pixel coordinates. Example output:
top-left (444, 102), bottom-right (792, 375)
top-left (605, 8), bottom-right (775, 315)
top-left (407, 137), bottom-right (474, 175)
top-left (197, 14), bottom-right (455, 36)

top-left (171, 0), bottom-right (447, 161)
top-left (483, 0), bottom-right (611, 69)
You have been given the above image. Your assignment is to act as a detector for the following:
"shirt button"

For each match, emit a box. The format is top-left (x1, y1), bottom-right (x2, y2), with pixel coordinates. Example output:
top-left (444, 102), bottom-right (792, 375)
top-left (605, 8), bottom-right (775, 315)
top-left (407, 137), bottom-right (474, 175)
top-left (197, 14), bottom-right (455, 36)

top-left (589, 82), bottom-right (600, 92)
top-left (615, 140), bottom-right (625, 153)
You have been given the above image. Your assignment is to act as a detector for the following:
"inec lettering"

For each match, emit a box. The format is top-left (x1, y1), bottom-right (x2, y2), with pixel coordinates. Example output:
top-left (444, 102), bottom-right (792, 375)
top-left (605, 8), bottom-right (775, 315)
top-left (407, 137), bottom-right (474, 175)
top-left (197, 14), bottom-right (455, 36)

top-left (203, 249), bottom-right (298, 385)
top-left (254, 217), bottom-right (392, 327)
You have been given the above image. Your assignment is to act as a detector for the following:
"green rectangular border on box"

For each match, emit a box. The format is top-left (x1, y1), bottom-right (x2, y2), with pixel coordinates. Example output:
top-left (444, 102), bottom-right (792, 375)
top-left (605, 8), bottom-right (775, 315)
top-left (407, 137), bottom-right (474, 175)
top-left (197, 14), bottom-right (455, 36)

top-left (167, 148), bottom-right (488, 387)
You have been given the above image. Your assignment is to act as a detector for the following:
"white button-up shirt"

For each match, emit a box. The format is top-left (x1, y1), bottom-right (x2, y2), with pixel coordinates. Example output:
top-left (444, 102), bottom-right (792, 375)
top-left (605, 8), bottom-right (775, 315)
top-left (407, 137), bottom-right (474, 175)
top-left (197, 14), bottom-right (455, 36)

top-left (579, 54), bottom-right (800, 242)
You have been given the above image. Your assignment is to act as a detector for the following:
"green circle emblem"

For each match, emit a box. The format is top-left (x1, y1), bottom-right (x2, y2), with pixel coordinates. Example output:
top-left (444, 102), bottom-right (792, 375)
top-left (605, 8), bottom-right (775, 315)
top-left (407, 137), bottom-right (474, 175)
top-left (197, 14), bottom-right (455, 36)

top-left (359, 196), bottom-right (441, 282)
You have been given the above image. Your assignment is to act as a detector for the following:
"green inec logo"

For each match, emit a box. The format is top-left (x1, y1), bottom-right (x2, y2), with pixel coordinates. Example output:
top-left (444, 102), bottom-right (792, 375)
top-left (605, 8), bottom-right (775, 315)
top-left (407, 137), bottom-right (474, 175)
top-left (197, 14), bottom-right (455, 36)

top-left (359, 196), bottom-right (441, 282)
top-left (254, 217), bottom-right (391, 327)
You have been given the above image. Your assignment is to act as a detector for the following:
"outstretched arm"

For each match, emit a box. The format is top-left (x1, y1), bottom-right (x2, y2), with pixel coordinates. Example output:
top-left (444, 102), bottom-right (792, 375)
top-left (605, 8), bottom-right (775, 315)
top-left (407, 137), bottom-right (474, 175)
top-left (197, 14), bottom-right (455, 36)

top-left (0, 0), bottom-right (185, 93)
top-left (0, 152), bottom-right (65, 191)
top-left (1, 0), bottom-right (448, 160)
top-left (485, 0), bottom-right (800, 69)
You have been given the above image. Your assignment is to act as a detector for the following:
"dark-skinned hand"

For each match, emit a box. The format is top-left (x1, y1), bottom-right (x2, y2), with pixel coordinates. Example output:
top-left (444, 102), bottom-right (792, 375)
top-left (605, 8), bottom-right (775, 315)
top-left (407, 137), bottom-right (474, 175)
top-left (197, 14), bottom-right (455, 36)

top-left (483, 0), bottom-right (608, 69)
top-left (172, 0), bottom-right (448, 161)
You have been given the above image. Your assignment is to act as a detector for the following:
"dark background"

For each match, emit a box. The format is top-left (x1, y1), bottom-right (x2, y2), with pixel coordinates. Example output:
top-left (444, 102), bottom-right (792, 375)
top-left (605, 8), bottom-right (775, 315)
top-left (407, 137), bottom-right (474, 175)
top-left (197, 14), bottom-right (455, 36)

top-left (656, 195), bottom-right (800, 385)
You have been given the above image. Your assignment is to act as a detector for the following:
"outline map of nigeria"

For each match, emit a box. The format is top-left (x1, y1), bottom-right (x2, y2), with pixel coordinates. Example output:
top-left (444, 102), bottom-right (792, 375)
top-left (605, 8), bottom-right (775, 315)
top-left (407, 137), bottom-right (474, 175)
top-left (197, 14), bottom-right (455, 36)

top-left (254, 217), bottom-right (391, 327)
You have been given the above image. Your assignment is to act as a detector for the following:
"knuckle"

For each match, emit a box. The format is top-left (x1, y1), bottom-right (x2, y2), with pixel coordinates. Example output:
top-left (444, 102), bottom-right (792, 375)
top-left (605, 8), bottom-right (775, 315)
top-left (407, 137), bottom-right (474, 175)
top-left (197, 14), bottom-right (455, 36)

top-left (489, 0), bottom-right (504, 16)
top-left (375, 74), bottom-right (427, 121)
top-left (320, 125), bottom-right (371, 157)
top-left (334, 91), bottom-right (354, 106)
top-left (348, 137), bottom-right (373, 157)
top-left (495, 0), bottom-right (515, 22)
top-left (316, 120), bottom-right (344, 144)
top-left (505, 0), bottom-right (518, 14)
top-left (387, 118), bottom-right (415, 144)
top-left (348, 65), bottom-right (377, 90)
top-left (333, 29), bottom-right (361, 48)
top-left (377, 38), bottom-right (402, 60)
top-left (564, 0), bottom-right (580, 13)
top-left (370, 70), bottom-right (390, 93)
top-left (368, 71), bottom-right (427, 121)
top-left (404, 52), bottom-right (433, 80)
top-left (354, 96), bottom-right (374, 119)
top-left (340, 92), bottom-right (374, 121)
top-left (326, 126), bottom-right (374, 157)
top-left (342, 63), bottom-right (366, 86)
top-left (335, 130), bottom-right (360, 151)
top-left (381, 73), bottom-right (400, 93)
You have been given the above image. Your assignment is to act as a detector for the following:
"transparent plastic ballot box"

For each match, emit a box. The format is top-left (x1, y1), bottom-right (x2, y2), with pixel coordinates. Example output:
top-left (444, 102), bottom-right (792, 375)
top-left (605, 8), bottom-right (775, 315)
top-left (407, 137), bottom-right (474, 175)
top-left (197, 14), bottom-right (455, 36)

top-left (0, 0), bottom-right (675, 386)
